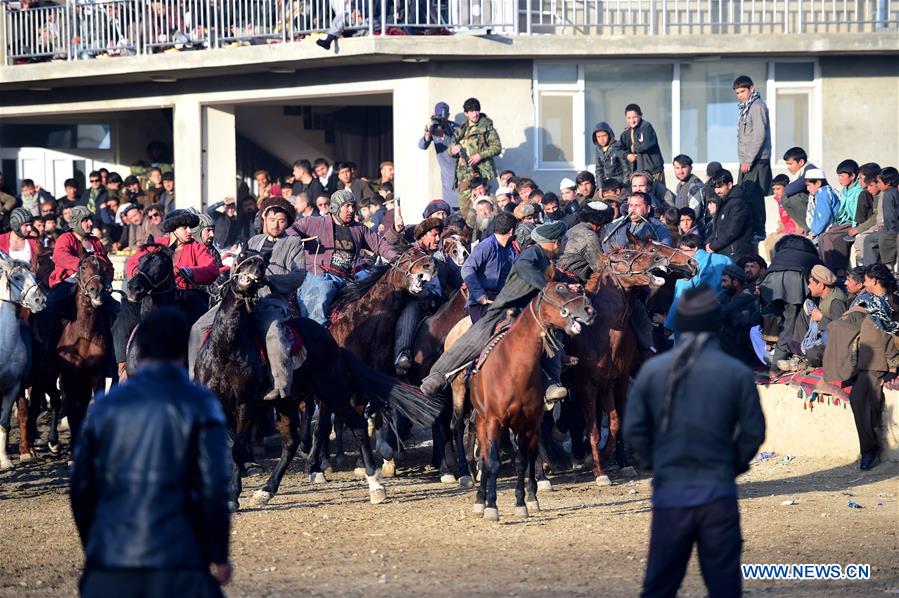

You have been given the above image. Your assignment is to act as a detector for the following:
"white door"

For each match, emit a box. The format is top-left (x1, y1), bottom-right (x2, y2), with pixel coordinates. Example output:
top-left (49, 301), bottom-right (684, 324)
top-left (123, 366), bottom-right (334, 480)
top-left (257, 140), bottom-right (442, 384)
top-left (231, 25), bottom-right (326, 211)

top-left (0, 147), bottom-right (87, 197)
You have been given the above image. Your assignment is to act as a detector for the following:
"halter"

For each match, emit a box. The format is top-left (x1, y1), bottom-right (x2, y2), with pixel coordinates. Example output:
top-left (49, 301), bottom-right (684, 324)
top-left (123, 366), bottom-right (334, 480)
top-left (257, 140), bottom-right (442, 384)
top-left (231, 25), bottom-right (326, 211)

top-left (230, 253), bottom-right (267, 301)
top-left (442, 235), bottom-right (470, 265)
top-left (528, 287), bottom-right (591, 357)
top-left (389, 250), bottom-right (433, 286)
top-left (132, 268), bottom-right (175, 296)
top-left (649, 240), bottom-right (694, 269)
top-left (605, 249), bottom-right (666, 277)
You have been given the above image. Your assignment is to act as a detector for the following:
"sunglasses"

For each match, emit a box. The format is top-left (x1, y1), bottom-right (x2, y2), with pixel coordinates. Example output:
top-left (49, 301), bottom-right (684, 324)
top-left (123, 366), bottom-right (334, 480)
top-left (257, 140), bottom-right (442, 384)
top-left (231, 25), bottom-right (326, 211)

top-left (90, 179), bottom-right (100, 183)
top-left (148, 212), bottom-right (161, 218)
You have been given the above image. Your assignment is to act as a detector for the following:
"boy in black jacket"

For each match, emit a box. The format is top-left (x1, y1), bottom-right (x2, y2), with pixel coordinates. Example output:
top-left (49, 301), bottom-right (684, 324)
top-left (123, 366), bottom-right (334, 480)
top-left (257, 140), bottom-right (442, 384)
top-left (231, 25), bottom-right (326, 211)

top-left (620, 103), bottom-right (665, 185)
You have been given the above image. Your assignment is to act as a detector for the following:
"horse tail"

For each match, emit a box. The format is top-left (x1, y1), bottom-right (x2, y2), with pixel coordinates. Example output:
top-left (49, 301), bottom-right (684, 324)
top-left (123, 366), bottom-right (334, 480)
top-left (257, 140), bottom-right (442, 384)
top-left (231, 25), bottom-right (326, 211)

top-left (340, 348), bottom-right (443, 429)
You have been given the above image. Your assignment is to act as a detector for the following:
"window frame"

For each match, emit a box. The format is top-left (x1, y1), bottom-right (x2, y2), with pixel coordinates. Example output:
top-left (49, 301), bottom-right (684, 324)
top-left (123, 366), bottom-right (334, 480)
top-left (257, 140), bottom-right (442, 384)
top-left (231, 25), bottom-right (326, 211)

top-left (532, 62), bottom-right (584, 171)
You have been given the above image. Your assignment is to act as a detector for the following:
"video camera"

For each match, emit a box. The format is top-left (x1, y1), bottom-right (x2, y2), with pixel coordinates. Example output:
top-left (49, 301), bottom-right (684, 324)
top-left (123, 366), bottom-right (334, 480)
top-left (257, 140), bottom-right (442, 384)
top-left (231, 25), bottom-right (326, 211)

top-left (429, 115), bottom-right (450, 137)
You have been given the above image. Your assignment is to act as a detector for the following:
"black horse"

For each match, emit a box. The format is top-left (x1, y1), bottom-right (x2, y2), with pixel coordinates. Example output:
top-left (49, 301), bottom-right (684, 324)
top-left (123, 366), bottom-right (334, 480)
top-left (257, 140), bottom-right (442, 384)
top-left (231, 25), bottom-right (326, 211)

top-left (193, 250), bottom-right (442, 511)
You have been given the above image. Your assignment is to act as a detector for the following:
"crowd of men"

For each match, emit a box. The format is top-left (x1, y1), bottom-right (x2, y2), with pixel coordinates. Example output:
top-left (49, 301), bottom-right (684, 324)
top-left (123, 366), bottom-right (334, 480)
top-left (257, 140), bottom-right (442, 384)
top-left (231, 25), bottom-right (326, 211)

top-left (1, 83), bottom-right (895, 597)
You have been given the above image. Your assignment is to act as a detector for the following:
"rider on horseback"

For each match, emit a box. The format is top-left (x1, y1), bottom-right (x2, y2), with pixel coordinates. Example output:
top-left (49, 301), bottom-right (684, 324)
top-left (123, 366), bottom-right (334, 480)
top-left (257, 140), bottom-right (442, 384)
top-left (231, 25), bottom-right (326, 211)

top-left (556, 201), bottom-right (616, 283)
top-left (288, 189), bottom-right (399, 324)
top-left (190, 197), bottom-right (307, 401)
top-left (393, 216), bottom-right (462, 376)
top-left (36, 206), bottom-right (115, 354)
top-left (0, 208), bottom-right (41, 272)
top-left (420, 221), bottom-right (570, 403)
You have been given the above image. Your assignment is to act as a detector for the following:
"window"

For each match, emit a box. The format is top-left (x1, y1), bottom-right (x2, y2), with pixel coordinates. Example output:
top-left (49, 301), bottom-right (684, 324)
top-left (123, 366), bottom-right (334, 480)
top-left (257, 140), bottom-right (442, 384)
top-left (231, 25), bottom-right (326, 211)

top-left (584, 63), bottom-right (673, 167)
top-left (772, 61), bottom-right (816, 163)
top-left (539, 94), bottom-right (576, 164)
top-left (535, 63), bottom-right (583, 168)
top-left (679, 61), bottom-right (766, 163)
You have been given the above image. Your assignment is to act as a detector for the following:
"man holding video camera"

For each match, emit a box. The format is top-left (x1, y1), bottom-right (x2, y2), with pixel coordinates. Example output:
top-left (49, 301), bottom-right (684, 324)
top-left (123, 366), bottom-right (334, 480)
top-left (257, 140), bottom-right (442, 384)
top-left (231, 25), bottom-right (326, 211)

top-left (419, 101), bottom-right (459, 207)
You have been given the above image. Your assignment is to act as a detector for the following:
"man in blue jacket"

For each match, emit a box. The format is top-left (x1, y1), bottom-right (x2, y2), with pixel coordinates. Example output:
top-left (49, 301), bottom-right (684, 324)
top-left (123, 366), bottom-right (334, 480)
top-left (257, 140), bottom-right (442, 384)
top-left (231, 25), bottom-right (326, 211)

top-left (461, 211), bottom-right (519, 323)
top-left (71, 307), bottom-right (233, 597)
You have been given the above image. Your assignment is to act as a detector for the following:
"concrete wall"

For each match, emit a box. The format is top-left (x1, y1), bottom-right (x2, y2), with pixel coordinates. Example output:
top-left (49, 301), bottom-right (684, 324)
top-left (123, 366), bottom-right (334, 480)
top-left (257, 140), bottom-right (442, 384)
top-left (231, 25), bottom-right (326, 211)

top-left (234, 104), bottom-right (335, 166)
top-left (820, 56), bottom-right (899, 178)
top-left (758, 385), bottom-right (899, 462)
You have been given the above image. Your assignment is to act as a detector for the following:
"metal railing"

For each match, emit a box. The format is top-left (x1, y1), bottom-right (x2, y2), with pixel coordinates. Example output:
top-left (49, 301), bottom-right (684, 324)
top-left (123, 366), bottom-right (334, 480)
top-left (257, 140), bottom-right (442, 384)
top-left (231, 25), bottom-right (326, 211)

top-left (3, 0), bottom-right (896, 64)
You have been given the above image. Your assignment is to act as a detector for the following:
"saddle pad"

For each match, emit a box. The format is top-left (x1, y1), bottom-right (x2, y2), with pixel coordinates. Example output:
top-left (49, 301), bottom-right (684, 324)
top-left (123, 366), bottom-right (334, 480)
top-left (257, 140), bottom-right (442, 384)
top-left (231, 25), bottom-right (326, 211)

top-left (284, 321), bottom-right (305, 357)
top-left (474, 326), bottom-right (513, 373)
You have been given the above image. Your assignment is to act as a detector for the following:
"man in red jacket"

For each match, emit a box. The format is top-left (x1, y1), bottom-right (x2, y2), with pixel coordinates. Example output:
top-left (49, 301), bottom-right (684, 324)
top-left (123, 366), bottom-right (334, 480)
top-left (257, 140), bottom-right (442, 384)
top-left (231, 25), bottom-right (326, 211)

top-left (0, 208), bottom-right (41, 272)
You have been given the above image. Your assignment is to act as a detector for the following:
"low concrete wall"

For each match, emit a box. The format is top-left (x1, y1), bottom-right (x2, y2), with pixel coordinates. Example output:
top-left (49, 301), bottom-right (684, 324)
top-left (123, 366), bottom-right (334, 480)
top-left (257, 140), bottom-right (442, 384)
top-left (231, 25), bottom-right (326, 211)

top-left (758, 384), bottom-right (899, 463)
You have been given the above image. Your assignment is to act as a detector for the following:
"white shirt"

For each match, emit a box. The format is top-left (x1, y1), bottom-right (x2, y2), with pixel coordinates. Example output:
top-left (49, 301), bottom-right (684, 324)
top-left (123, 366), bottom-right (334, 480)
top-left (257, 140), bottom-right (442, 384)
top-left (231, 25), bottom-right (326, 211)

top-left (9, 240), bottom-right (32, 265)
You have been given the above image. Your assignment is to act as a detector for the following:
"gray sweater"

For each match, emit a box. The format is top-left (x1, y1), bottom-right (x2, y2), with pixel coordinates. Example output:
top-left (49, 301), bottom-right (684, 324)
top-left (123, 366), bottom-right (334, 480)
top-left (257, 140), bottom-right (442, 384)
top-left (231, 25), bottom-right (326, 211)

top-left (247, 233), bottom-right (306, 300)
top-left (737, 97), bottom-right (772, 164)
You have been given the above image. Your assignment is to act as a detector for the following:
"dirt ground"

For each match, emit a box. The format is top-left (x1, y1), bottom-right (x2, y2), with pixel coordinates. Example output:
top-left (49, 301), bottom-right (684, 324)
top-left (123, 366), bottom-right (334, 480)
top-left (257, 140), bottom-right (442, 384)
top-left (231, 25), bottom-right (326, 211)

top-left (1, 426), bottom-right (897, 597)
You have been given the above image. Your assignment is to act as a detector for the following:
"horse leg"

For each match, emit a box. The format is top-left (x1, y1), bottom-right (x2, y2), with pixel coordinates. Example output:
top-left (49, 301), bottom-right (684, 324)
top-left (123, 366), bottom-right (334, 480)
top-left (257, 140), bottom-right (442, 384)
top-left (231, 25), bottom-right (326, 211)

top-left (0, 385), bottom-right (19, 469)
top-left (585, 385), bottom-right (611, 487)
top-left (253, 400), bottom-right (301, 507)
top-left (599, 385), bottom-right (619, 472)
top-left (61, 374), bottom-right (88, 453)
top-left (344, 411), bottom-right (385, 505)
top-left (306, 402), bottom-right (329, 484)
top-left (47, 383), bottom-right (61, 454)
top-left (228, 403), bottom-right (254, 510)
top-left (227, 428), bottom-right (243, 513)
top-left (483, 418), bottom-right (503, 522)
top-left (16, 391), bottom-right (34, 460)
top-left (433, 411), bottom-right (456, 484)
top-left (613, 376), bottom-right (637, 477)
top-left (526, 435), bottom-right (541, 513)
top-left (534, 455), bottom-right (552, 492)
top-left (513, 432), bottom-right (528, 517)
top-left (452, 408), bottom-right (473, 489)
top-left (331, 414), bottom-right (345, 469)
top-left (473, 411), bottom-right (487, 515)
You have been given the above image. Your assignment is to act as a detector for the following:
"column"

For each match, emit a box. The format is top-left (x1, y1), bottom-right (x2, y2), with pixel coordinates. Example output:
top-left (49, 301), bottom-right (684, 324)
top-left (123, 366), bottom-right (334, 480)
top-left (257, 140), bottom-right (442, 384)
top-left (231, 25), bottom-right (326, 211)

top-left (202, 104), bottom-right (237, 206)
top-left (392, 78), bottom-right (436, 224)
top-left (172, 99), bottom-right (203, 211)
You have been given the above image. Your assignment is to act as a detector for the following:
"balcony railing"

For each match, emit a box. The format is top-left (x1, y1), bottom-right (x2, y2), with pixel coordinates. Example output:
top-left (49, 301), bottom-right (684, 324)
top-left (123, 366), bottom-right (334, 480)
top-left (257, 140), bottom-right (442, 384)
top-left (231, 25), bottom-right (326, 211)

top-left (3, 0), bottom-right (896, 64)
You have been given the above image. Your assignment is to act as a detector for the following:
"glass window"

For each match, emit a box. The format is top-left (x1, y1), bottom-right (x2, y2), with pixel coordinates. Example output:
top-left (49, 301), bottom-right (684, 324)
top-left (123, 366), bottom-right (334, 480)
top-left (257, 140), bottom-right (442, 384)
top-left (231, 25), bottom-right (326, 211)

top-left (775, 62), bottom-right (814, 82)
top-left (679, 61), bottom-right (766, 163)
top-left (584, 63), bottom-right (672, 167)
top-left (775, 91), bottom-right (810, 159)
top-left (536, 63), bottom-right (578, 85)
top-left (538, 93), bottom-right (575, 164)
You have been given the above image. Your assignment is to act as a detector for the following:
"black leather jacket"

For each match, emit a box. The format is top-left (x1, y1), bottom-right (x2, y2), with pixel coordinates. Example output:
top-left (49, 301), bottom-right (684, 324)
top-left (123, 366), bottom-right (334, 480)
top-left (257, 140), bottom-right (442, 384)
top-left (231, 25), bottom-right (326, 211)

top-left (70, 363), bottom-right (231, 569)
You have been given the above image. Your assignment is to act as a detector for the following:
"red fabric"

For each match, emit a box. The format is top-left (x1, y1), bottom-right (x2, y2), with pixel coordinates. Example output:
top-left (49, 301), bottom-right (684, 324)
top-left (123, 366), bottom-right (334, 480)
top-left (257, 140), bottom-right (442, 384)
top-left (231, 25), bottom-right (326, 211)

top-left (774, 195), bottom-right (798, 235)
top-left (49, 232), bottom-right (112, 288)
top-left (284, 321), bottom-right (305, 357)
top-left (0, 233), bottom-right (40, 271)
top-left (126, 236), bottom-right (220, 289)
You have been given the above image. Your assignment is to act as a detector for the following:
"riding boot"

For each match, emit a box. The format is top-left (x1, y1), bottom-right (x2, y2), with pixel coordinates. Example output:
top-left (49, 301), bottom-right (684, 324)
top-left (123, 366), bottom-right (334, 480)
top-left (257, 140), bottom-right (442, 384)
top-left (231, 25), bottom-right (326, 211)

top-left (394, 300), bottom-right (423, 376)
top-left (541, 349), bottom-right (567, 409)
top-left (262, 320), bottom-right (305, 401)
top-left (316, 34), bottom-right (336, 50)
top-left (420, 309), bottom-right (502, 396)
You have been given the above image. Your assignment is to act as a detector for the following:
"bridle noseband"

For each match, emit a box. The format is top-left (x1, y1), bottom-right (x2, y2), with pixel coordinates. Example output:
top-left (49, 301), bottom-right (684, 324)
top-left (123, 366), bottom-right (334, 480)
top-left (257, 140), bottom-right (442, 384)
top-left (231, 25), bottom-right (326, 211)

top-left (389, 250), bottom-right (434, 286)
top-left (78, 256), bottom-right (107, 298)
top-left (2, 261), bottom-right (41, 306)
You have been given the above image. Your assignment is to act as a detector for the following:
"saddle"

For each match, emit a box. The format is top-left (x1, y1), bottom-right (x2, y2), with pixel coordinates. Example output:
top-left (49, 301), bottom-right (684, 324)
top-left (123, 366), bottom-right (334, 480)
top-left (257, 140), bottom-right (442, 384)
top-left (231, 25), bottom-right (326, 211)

top-left (472, 309), bottom-right (518, 373)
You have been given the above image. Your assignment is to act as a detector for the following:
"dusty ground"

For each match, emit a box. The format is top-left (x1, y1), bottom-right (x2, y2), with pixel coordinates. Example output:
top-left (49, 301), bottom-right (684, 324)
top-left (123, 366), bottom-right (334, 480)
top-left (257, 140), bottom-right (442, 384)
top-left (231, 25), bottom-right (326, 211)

top-left (1, 426), bottom-right (897, 597)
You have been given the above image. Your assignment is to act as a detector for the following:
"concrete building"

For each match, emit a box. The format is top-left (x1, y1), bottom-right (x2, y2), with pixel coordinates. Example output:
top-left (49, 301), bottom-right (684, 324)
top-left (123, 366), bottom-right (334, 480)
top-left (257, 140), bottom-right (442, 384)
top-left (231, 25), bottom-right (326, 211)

top-left (1, 1), bottom-right (897, 220)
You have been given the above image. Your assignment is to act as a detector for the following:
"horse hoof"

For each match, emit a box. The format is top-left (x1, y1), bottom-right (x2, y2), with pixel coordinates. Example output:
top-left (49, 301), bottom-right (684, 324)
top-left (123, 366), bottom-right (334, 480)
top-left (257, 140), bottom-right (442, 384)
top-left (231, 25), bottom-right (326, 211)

top-left (483, 507), bottom-right (499, 522)
top-left (369, 487), bottom-right (387, 505)
top-left (309, 472), bottom-right (327, 484)
top-left (472, 502), bottom-right (485, 514)
top-left (514, 506), bottom-right (529, 517)
top-left (595, 475), bottom-right (612, 487)
top-left (353, 467), bottom-right (367, 478)
top-left (252, 490), bottom-right (273, 507)
top-left (381, 460), bottom-right (396, 478)
top-left (526, 500), bottom-right (541, 513)
top-left (440, 473), bottom-right (456, 484)
top-left (48, 442), bottom-right (60, 455)
top-left (620, 466), bottom-right (638, 478)
top-left (459, 476), bottom-right (474, 489)
top-left (537, 480), bottom-right (553, 492)
top-left (321, 459), bottom-right (334, 474)
top-left (228, 501), bottom-right (240, 513)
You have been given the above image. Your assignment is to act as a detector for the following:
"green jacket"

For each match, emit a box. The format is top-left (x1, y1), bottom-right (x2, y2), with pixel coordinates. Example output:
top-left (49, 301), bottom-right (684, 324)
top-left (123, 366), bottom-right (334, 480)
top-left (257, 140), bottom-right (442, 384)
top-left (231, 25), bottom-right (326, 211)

top-left (452, 114), bottom-right (502, 189)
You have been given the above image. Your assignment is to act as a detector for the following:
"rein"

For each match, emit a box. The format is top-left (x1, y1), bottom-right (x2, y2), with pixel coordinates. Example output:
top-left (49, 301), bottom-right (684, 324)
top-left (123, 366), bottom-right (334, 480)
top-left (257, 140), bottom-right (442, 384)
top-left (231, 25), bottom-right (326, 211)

top-left (528, 289), bottom-right (589, 357)
top-left (389, 251), bottom-right (431, 286)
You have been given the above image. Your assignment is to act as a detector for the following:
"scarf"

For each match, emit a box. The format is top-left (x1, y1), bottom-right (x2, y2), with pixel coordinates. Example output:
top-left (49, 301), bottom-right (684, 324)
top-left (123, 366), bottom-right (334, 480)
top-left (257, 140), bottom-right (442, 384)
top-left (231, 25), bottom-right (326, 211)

top-left (738, 90), bottom-right (761, 124)
top-left (856, 292), bottom-right (899, 334)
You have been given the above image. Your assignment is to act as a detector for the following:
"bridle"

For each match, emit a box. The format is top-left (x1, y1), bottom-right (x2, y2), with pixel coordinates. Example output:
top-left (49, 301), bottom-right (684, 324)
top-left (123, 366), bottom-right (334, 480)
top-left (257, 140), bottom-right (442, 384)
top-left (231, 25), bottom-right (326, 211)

top-left (605, 249), bottom-right (668, 278)
top-left (131, 254), bottom-right (175, 297)
top-left (1, 261), bottom-right (42, 307)
top-left (528, 286), bottom-right (591, 355)
top-left (389, 249), bottom-right (433, 286)
top-left (77, 256), bottom-right (107, 298)
top-left (442, 234), bottom-right (470, 265)
top-left (649, 240), bottom-right (695, 270)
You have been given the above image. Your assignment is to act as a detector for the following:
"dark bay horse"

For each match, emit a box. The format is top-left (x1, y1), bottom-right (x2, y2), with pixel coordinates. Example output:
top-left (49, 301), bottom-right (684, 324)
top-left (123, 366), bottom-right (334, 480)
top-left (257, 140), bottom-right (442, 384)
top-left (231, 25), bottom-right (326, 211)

top-left (566, 238), bottom-right (697, 486)
top-left (470, 283), bottom-right (595, 521)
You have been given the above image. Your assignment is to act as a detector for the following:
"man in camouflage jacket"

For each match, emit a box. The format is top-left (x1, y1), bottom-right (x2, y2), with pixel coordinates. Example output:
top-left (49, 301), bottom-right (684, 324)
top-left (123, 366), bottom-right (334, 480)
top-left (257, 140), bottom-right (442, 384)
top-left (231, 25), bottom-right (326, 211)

top-left (452, 97), bottom-right (502, 223)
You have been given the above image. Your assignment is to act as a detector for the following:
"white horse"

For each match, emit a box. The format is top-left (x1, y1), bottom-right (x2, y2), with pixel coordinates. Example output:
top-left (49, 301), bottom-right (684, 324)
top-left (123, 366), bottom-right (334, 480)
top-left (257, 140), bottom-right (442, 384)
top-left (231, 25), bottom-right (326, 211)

top-left (0, 250), bottom-right (46, 469)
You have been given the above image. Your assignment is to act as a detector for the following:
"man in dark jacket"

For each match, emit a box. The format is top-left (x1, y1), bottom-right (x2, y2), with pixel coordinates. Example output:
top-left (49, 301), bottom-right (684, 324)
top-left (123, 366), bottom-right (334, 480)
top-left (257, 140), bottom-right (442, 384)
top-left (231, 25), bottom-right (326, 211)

top-left (626, 285), bottom-right (765, 598)
top-left (620, 103), bottom-right (665, 184)
top-left (719, 265), bottom-right (762, 366)
top-left (71, 307), bottom-right (232, 597)
top-left (592, 122), bottom-right (628, 185)
top-left (706, 169), bottom-right (753, 261)
top-left (420, 221), bottom-right (569, 402)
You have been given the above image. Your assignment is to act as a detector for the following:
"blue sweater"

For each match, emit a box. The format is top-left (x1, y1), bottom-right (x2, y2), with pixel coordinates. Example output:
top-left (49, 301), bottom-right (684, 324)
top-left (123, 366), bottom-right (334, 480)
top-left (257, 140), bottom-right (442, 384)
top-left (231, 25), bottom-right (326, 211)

top-left (461, 234), bottom-right (517, 307)
top-left (808, 185), bottom-right (841, 237)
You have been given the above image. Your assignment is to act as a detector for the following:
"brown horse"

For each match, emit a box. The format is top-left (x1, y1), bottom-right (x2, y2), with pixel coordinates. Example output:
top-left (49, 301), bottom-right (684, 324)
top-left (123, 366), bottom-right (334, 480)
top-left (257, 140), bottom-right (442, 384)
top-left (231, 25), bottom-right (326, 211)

top-left (566, 238), bottom-right (697, 486)
top-left (470, 282), bottom-right (594, 521)
top-left (54, 252), bottom-right (112, 451)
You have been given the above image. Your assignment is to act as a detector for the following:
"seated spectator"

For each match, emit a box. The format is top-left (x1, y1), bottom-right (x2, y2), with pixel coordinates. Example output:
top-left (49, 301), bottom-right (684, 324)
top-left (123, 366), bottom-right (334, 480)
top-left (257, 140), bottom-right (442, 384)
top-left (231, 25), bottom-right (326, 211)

top-left (495, 187), bottom-right (514, 212)
top-left (98, 196), bottom-right (122, 248)
top-left (866, 167), bottom-right (899, 271)
top-left (852, 163), bottom-right (882, 265)
top-left (18, 179), bottom-right (52, 216)
top-left (817, 160), bottom-right (870, 274)
top-left (315, 194), bottom-right (331, 216)
top-left (805, 168), bottom-right (840, 243)
top-left (845, 265), bottom-right (866, 304)
top-left (559, 178), bottom-right (577, 207)
top-left (763, 174), bottom-right (799, 259)
top-left (677, 207), bottom-right (701, 240)
top-left (781, 265), bottom-right (848, 370)
top-left (57, 178), bottom-right (80, 208)
top-left (294, 192), bottom-right (315, 220)
top-left (736, 254), bottom-right (767, 297)
top-left (159, 172), bottom-right (176, 214)
top-left (39, 199), bottom-right (58, 219)
top-left (337, 162), bottom-right (374, 202)
top-left (719, 264), bottom-right (761, 366)
top-left (122, 175), bottom-right (147, 207)
top-left (662, 206), bottom-right (681, 247)
top-left (780, 147), bottom-right (817, 232)
top-left (80, 171), bottom-right (108, 212)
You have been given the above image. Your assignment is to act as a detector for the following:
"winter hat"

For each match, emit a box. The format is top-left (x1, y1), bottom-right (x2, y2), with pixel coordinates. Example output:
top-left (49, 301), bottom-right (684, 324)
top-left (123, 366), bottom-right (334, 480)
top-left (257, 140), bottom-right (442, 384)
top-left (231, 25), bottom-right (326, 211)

top-left (805, 168), bottom-right (827, 181)
top-left (559, 177), bottom-right (576, 191)
top-left (10, 207), bottom-right (34, 235)
top-left (530, 221), bottom-right (567, 244)
top-left (516, 221), bottom-right (536, 248)
top-left (191, 212), bottom-right (214, 237)
top-left (724, 264), bottom-right (747, 284)
top-left (414, 217), bottom-right (443, 240)
top-left (434, 102), bottom-right (450, 119)
top-left (261, 196), bottom-right (297, 226)
top-left (68, 206), bottom-right (92, 238)
top-left (810, 264), bottom-right (836, 286)
top-left (495, 187), bottom-right (513, 197)
top-left (329, 189), bottom-right (356, 215)
top-left (672, 285), bottom-right (723, 333)
top-left (513, 203), bottom-right (539, 220)
top-left (422, 199), bottom-right (452, 219)
top-left (162, 208), bottom-right (200, 233)
top-left (579, 201), bottom-right (614, 227)
top-left (591, 122), bottom-right (615, 145)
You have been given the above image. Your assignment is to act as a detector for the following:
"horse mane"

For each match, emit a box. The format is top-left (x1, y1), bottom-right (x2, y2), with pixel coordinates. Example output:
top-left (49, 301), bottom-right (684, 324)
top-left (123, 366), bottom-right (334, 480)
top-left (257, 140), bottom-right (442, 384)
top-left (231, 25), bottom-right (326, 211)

top-left (328, 264), bottom-right (391, 317)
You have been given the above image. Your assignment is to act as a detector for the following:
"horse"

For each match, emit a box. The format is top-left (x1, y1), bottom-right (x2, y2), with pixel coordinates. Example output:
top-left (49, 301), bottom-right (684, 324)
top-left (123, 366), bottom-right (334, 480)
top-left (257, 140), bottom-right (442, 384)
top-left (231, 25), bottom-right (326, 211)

top-left (194, 250), bottom-right (442, 510)
top-left (0, 251), bottom-right (46, 469)
top-left (53, 251), bottom-right (113, 452)
top-left (470, 283), bottom-right (595, 521)
top-left (566, 237), bottom-right (697, 486)
top-left (327, 246), bottom-right (437, 476)
top-left (440, 233), bottom-right (470, 268)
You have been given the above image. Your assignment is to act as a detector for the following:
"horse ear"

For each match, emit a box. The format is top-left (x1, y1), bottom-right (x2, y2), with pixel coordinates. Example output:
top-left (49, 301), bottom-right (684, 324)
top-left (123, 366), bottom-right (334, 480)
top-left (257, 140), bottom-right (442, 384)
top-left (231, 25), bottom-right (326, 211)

top-left (147, 234), bottom-right (155, 246)
top-left (625, 229), bottom-right (639, 246)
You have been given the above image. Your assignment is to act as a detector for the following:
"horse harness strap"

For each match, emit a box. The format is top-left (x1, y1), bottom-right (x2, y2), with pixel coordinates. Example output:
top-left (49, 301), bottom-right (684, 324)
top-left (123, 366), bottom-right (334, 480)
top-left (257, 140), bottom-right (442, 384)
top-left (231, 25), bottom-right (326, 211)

top-left (529, 294), bottom-right (566, 358)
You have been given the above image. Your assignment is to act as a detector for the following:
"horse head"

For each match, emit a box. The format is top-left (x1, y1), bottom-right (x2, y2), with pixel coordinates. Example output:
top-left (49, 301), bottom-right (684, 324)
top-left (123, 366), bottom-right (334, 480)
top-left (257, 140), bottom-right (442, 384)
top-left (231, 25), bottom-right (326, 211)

top-left (390, 246), bottom-right (436, 295)
top-left (230, 249), bottom-right (268, 297)
top-left (603, 246), bottom-right (670, 290)
top-left (633, 237), bottom-right (699, 278)
top-left (77, 254), bottom-right (107, 309)
top-left (440, 233), bottom-right (470, 267)
top-left (537, 282), bottom-right (595, 337)
top-left (0, 251), bottom-right (46, 312)
top-left (127, 242), bottom-right (175, 303)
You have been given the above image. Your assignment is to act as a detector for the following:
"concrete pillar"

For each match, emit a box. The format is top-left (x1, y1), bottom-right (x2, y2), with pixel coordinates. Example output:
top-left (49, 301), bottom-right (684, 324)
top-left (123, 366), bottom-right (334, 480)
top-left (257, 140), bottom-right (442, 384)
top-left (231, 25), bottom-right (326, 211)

top-left (203, 104), bottom-right (237, 207)
top-left (392, 78), bottom-right (435, 225)
top-left (173, 100), bottom-right (203, 211)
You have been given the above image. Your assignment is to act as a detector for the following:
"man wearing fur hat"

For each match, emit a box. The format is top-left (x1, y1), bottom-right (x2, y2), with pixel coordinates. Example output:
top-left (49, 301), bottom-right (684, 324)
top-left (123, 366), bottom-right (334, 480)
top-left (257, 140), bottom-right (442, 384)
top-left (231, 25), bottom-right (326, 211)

top-left (421, 221), bottom-right (571, 404)
top-left (556, 201), bottom-right (615, 283)
top-left (288, 189), bottom-right (399, 324)
top-left (393, 217), bottom-right (461, 375)
top-left (190, 198), bottom-right (307, 400)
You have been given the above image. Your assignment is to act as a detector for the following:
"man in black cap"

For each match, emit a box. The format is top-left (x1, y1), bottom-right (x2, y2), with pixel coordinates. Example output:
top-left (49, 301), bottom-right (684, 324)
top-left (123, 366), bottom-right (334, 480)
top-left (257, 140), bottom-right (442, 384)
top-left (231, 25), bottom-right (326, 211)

top-left (556, 201), bottom-right (615, 283)
top-left (719, 264), bottom-right (762, 366)
top-left (626, 285), bottom-right (765, 598)
top-left (420, 220), bottom-right (570, 403)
